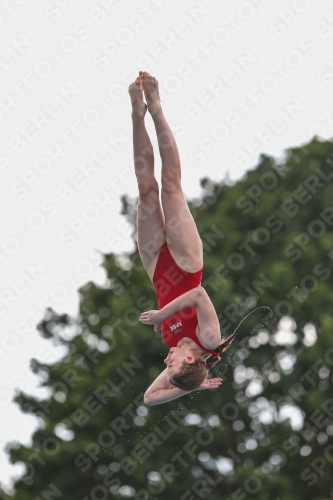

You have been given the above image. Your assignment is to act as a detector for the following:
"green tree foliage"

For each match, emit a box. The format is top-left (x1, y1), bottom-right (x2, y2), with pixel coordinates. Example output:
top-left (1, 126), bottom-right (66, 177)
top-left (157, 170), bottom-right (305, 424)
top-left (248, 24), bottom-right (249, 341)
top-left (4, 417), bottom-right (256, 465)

top-left (2, 137), bottom-right (333, 499)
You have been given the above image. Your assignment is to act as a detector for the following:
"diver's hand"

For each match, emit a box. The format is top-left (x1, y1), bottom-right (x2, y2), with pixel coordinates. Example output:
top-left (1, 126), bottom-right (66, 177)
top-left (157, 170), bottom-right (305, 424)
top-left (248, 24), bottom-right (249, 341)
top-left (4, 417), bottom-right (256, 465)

top-left (139, 310), bottom-right (162, 332)
top-left (197, 378), bottom-right (223, 390)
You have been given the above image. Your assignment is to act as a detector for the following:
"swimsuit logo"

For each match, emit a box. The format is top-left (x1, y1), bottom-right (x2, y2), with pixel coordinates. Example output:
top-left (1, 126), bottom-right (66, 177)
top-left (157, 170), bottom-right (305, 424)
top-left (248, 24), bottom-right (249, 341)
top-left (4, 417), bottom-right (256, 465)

top-left (170, 320), bottom-right (182, 331)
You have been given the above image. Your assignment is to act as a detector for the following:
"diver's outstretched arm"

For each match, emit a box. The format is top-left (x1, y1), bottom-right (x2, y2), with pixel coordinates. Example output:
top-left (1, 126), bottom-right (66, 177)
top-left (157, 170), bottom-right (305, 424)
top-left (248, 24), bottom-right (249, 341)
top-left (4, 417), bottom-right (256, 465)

top-left (144, 368), bottom-right (223, 406)
top-left (144, 368), bottom-right (189, 406)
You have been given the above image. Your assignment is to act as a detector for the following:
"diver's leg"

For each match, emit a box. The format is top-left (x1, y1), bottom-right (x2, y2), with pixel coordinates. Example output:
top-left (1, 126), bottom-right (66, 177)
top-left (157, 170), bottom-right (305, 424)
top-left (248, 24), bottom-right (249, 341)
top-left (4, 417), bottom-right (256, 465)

top-left (140, 71), bottom-right (203, 272)
top-left (129, 76), bottom-right (166, 282)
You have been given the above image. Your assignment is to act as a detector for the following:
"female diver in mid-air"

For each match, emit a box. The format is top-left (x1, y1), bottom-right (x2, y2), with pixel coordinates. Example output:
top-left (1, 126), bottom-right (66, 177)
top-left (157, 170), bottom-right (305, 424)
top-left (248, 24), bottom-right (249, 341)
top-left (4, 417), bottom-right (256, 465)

top-left (129, 71), bottom-right (270, 406)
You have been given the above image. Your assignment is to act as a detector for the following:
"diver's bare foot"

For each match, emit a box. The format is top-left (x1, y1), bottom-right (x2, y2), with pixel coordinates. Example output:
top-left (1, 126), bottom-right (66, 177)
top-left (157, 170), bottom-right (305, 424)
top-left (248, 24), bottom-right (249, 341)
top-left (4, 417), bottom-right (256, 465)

top-left (139, 71), bottom-right (162, 116)
top-left (128, 76), bottom-right (147, 118)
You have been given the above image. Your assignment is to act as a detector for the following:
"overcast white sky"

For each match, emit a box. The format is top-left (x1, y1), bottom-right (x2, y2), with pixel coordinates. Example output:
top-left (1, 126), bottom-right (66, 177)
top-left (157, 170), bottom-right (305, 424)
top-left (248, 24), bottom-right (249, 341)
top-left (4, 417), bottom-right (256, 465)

top-left (1, 0), bottom-right (333, 490)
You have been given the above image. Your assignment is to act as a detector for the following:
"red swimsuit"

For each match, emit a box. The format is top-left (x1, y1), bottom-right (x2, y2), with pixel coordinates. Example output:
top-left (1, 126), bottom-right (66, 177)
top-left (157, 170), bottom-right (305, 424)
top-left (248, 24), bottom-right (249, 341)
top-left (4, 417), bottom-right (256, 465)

top-left (152, 243), bottom-right (219, 356)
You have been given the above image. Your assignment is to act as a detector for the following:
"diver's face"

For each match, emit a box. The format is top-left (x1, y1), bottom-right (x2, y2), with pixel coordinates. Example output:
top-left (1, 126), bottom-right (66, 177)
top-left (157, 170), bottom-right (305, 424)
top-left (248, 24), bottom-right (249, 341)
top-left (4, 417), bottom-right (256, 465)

top-left (164, 347), bottom-right (194, 378)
